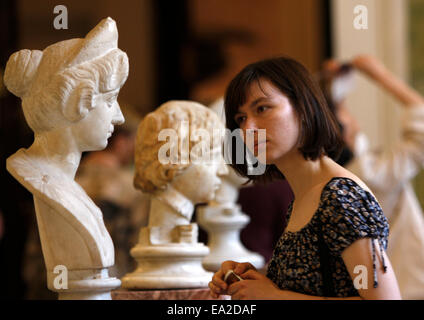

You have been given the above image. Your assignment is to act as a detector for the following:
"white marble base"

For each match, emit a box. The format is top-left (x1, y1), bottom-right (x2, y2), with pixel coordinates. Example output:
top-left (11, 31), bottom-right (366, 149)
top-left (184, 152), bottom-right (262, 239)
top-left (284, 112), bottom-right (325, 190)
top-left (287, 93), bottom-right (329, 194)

top-left (59, 291), bottom-right (113, 300)
top-left (121, 243), bottom-right (213, 289)
top-left (197, 204), bottom-right (265, 272)
top-left (47, 268), bottom-right (121, 300)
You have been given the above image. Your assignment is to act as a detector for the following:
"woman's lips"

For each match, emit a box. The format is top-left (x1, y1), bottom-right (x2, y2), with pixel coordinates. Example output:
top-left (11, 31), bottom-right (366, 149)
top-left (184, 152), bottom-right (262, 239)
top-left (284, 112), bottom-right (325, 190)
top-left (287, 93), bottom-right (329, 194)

top-left (254, 141), bottom-right (266, 146)
top-left (253, 140), bottom-right (267, 154)
top-left (254, 140), bottom-right (267, 148)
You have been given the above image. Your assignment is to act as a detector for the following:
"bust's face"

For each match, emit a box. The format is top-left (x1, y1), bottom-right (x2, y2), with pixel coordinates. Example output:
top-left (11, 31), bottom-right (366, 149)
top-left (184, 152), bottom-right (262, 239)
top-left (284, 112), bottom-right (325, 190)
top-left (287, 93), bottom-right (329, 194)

top-left (70, 89), bottom-right (124, 152)
top-left (170, 158), bottom-right (229, 205)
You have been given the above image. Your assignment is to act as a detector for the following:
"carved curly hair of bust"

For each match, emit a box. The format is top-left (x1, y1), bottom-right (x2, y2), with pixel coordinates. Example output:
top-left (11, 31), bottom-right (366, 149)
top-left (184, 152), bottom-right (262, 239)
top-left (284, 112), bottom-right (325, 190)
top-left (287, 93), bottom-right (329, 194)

top-left (134, 100), bottom-right (225, 194)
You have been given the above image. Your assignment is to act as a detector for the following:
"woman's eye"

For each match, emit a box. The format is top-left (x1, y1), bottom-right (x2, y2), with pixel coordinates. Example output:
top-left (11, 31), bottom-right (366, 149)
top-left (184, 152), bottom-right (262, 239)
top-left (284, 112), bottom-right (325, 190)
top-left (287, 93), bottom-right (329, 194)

top-left (235, 116), bottom-right (246, 124)
top-left (257, 106), bottom-right (269, 113)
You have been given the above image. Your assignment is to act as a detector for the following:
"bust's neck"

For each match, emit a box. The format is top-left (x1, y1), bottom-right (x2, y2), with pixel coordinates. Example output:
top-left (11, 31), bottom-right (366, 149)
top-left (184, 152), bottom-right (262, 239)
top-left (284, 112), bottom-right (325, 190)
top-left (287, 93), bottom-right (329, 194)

top-left (27, 129), bottom-right (82, 180)
top-left (153, 185), bottom-right (194, 221)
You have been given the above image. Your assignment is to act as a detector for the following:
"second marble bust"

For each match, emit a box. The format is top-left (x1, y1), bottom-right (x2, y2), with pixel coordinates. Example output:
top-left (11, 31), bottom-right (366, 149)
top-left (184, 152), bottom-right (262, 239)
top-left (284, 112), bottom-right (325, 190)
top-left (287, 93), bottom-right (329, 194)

top-left (122, 100), bottom-right (228, 289)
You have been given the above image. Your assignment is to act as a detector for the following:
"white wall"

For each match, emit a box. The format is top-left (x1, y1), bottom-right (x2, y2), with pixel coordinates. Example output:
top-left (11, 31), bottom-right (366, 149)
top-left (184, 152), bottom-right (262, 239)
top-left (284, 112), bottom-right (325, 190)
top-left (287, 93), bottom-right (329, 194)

top-left (331, 0), bottom-right (408, 150)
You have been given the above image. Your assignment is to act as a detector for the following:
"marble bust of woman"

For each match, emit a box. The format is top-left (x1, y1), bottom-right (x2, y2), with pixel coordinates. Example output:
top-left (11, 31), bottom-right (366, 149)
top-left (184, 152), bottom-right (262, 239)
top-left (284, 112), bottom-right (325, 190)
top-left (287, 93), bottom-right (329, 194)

top-left (4, 17), bottom-right (128, 299)
top-left (122, 100), bottom-right (228, 289)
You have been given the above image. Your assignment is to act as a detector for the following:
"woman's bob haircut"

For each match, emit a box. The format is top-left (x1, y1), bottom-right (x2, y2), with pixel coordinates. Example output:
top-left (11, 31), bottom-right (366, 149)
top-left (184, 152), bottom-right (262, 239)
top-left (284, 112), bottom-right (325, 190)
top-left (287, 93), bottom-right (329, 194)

top-left (224, 56), bottom-right (344, 183)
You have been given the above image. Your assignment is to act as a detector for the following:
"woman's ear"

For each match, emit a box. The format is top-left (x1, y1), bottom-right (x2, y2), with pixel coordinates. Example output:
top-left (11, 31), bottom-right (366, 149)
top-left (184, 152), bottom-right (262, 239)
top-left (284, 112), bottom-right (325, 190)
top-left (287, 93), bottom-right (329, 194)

top-left (63, 84), bottom-right (95, 122)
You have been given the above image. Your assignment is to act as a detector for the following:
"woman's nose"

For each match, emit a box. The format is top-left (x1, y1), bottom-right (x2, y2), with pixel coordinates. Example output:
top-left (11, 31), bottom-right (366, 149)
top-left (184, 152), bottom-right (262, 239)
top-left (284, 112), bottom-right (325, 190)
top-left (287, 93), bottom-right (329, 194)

top-left (242, 117), bottom-right (258, 131)
top-left (241, 118), bottom-right (259, 143)
top-left (113, 102), bottom-right (125, 125)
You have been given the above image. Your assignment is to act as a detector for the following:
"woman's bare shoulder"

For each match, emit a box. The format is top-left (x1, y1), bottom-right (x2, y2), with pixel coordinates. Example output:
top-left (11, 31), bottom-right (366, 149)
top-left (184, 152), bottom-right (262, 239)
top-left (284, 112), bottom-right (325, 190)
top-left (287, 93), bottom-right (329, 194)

top-left (329, 167), bottom-right (377, 198)
top-left (325, 157), bottom-right (375, 195)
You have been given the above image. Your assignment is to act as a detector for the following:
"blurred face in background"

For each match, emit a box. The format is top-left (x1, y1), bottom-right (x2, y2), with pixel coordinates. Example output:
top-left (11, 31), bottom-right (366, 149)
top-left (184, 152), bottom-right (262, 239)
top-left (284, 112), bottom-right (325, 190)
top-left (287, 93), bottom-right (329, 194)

top-left (321, 59), bottom-right (360, 155)
top-left (110, 130), bottom-right (136, 166)
top-left (335, 101), bottom-right (360, 152)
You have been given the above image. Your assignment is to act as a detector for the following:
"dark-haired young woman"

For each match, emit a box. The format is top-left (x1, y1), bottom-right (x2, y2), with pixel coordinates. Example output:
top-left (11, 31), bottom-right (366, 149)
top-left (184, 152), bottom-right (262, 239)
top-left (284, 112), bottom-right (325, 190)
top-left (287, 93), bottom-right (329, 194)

top-left (208, 56), bottom-right (401, 300)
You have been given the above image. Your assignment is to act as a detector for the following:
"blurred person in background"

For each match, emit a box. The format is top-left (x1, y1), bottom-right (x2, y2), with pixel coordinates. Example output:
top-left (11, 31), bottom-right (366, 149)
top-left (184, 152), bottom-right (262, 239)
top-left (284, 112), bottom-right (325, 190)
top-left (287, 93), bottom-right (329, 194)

top-left (320, 54), bottom-right (424, 299)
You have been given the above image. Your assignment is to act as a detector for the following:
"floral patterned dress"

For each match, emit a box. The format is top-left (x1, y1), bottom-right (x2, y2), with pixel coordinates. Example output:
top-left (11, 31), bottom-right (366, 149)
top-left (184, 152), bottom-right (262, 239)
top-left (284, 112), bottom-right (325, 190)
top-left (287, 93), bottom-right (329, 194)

top-left (266, 177), bottom-right (389, 297)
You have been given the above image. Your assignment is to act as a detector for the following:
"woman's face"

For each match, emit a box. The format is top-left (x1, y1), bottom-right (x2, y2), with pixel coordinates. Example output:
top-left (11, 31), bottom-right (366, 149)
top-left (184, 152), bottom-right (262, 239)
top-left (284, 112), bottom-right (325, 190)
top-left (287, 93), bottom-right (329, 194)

top-left (233, 78), bottom-right (300, 164)
top-left (71, 89), bottom-right (125, 152)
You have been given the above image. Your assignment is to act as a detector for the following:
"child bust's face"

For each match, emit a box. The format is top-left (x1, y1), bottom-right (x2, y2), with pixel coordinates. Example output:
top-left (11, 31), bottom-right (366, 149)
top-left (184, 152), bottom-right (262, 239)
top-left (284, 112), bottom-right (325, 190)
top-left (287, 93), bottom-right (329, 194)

top-left (170, 158), bottom-right (228, 205)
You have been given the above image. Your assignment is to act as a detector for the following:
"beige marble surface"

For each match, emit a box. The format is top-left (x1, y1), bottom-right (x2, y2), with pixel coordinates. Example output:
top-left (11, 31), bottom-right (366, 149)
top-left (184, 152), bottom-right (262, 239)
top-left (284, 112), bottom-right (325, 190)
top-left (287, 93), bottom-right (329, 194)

top-left (112, 288), bottom-right (228, 300)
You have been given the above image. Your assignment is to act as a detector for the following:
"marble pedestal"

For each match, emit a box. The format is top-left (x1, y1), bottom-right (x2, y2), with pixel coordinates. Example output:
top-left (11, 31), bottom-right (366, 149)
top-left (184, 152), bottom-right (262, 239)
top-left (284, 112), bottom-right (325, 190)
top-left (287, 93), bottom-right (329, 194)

top-left (48, 268), bottom-right (121, 300)
top-left (197, 203), bottom-right (265, 272)
top-left (121, 225), bottom-right (213, 289)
